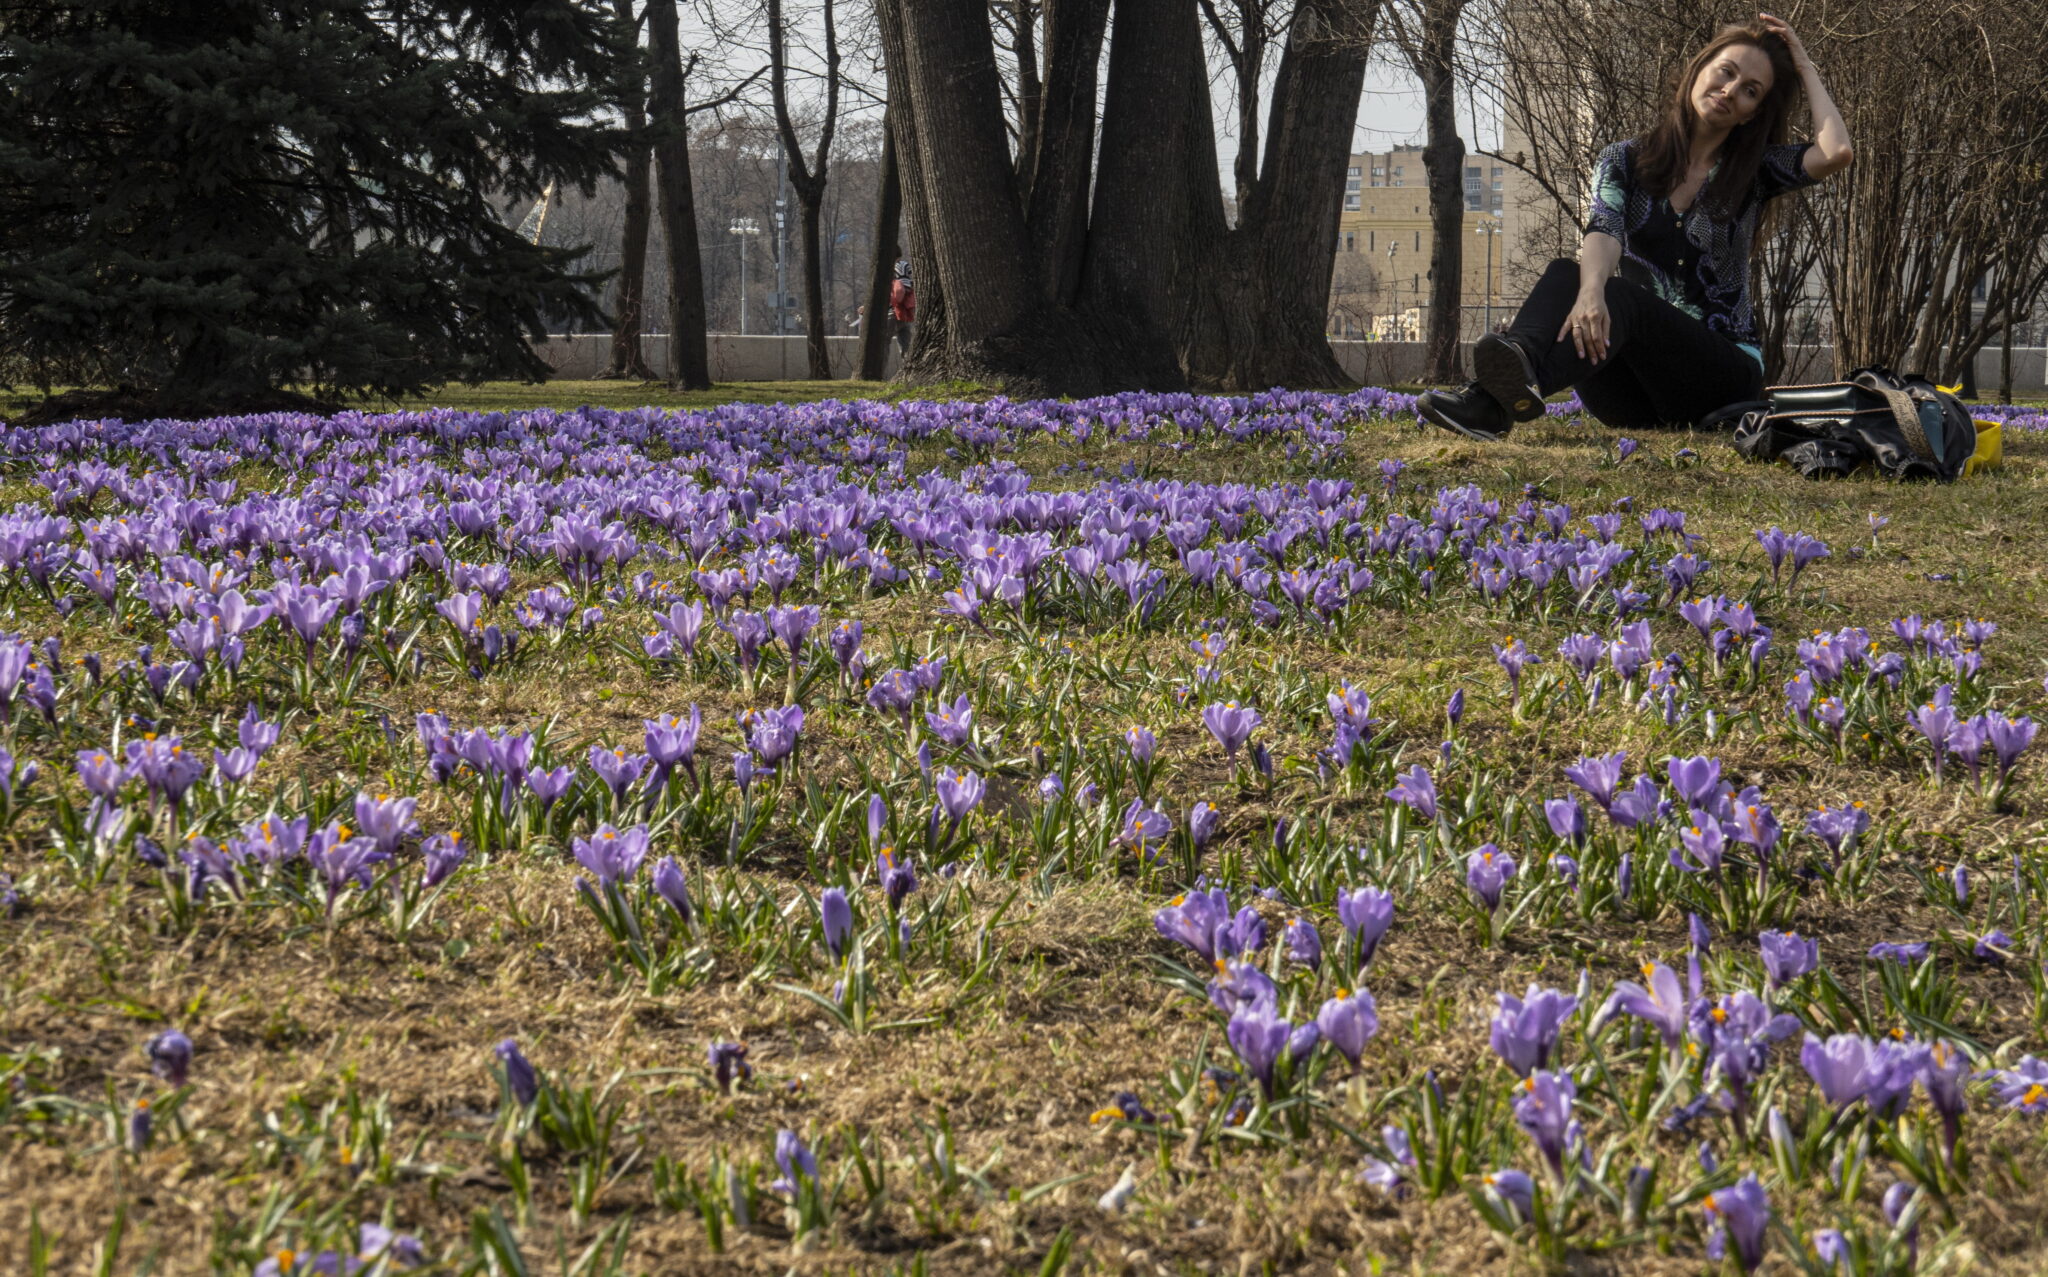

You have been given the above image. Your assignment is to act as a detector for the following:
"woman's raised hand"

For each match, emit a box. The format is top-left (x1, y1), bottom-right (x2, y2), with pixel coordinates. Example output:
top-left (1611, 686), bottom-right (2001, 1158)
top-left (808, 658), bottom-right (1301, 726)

top-left (1758, 12), bottom-right (1810, 66)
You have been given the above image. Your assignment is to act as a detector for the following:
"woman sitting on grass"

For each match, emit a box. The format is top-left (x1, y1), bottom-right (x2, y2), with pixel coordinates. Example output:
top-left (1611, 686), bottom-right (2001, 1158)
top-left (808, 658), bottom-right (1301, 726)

top-left (1419, 12), bottom-right (1853, 441)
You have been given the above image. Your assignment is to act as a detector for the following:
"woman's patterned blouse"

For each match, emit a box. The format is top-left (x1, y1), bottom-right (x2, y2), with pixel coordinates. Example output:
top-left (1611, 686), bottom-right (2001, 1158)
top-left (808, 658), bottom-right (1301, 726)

top-left (1582, 138), bottom-right (1819, 350)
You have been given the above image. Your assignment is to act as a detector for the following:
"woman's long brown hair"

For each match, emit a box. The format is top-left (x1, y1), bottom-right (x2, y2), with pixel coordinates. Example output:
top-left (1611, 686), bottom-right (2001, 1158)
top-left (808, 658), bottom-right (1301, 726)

top-left (1634, 22), bottom-right (1802, 217)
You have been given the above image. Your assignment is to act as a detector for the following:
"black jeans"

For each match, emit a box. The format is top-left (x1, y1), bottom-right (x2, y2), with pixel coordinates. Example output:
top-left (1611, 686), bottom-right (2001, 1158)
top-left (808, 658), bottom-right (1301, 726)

top-left (1506, 257), bottom-right (1765, 429)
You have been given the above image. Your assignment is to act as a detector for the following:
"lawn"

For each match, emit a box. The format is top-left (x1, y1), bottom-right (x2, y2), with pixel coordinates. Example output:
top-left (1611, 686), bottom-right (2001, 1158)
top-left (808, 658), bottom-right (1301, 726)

top-left (1, 386), bottom-right (2046, 1275)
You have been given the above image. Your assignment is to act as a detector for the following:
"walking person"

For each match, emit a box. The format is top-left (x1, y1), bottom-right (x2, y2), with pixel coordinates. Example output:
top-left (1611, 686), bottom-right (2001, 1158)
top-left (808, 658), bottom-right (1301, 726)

top-left (1419, 13), bottom-right (1852, 440)
top-left (889, 260), bottom-right (916, 355)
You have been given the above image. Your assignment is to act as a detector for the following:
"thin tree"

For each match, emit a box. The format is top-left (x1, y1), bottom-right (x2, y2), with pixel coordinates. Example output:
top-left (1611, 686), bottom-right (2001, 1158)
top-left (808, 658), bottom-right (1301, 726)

top-left (858, 106), bottom-right (902, 380)
top-left (1380, 0), bottom-right (1469, 383)
top-left (767, 0), bottom-right (843, 379)
top-left (644, 0), bottom-right (763, 390)
top-left (602, 0), bottom-right (658, 379)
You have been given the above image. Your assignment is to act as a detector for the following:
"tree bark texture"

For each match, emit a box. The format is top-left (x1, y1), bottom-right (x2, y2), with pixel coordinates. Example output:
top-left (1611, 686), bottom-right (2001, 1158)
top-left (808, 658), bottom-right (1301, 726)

top-left (859, 111), bottom-right (903, 381)
top-left (767, 0), bottom-right (841, 379)
top-left (645, 0), bottom-right (711, 389)
top-left (1413, 0), bottom-right (1467, 383)
top-left (602, 0), bottom-right (657, 380)
top-left (876, 0), bottom-right (1376, 395)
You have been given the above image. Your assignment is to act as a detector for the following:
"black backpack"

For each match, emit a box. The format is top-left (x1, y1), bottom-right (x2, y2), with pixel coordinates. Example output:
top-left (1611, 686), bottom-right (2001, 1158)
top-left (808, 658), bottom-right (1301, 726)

top-left (1720, 367), bottom-right (1977, 482)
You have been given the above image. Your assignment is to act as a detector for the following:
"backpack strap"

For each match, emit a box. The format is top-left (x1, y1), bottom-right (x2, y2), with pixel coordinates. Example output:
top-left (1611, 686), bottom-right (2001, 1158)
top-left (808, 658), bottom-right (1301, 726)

top-left (1855, 375), bottom-right (1937, 462)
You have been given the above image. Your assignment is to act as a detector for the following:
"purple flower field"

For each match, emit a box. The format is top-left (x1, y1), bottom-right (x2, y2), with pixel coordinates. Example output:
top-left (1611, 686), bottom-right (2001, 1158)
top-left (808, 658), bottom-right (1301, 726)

top-left (1, 388), bottom-right (2046, 1273)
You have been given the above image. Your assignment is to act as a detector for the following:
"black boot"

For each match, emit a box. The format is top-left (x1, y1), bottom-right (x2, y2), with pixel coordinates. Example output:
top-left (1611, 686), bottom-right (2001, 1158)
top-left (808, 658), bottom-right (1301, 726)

top-left (1473, 333), bottom-right (1546, 422)
top-left (1416, 381), bottom-right (1513, 442)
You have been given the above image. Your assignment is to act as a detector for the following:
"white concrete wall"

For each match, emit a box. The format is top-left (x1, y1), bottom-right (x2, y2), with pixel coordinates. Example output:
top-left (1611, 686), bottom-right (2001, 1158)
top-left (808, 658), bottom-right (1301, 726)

top-left (533, 334), bottom-right (899, 382)
top-left (533, 334), bottom-right (2046, 392)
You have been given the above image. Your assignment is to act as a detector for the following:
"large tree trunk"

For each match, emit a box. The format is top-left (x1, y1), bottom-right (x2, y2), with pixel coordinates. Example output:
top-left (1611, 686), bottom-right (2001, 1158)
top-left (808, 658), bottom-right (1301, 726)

top-left (1415, 0), bottom-right (1466, 383)
top-left (602, 0), bottom-right (657, 380)
top-left (877, 0), bottom-right (1373, 394)
top-left (1021, 0), bottom-right (1110, 307)
top-left (646, 0), bottom-right (711, 389)
top-left (1177, 0), bottom-right (1375, 388)
top-left (858, 111), bottom-right (903, 381)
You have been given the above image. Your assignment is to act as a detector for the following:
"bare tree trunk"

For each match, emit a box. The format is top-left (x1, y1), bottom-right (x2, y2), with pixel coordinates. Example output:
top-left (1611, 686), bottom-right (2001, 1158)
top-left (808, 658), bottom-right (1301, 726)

top-left (1021, 0), bottom-right (1111, 306)
top-left (1415, 0), bottom-right (1467, 383)
top-left (1177, 0), bottom-right (1377, 388)
top-left (646, 0), bottom-right (711, 389)
top-left (859, 111), bottom-right (902, 381)
top-left (876, 0), bottom-right (1374, 394)
top-left (1999, 301), bottom-right (2014, 404)
top-left (768, 0), bottom-right (841, 380)
top-left (602, 0), bottom-right (657, 380)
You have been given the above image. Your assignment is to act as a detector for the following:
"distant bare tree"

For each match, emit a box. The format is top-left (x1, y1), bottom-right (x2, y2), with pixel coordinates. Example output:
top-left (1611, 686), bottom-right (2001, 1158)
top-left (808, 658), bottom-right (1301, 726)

top-left (1379, 0), bottom-right (1469, 382)
top-left (767, 0), bottom-right (843, 378)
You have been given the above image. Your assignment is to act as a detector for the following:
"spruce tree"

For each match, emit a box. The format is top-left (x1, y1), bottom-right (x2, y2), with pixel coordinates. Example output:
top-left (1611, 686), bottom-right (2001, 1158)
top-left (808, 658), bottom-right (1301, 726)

top-left (0, 0), bottom-right (620, 418)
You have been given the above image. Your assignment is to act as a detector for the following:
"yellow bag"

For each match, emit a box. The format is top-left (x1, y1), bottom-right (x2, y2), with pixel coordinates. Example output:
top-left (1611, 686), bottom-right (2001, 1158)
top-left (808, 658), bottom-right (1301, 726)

top-left (1965, 419), bottom-right (2003, 476)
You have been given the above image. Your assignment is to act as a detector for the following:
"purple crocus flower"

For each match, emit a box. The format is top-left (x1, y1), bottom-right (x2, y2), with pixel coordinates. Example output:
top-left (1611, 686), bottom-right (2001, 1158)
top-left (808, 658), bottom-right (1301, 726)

top-left (1868, 941), bottom-right (1929, 965)
top-left (1665, 755), bottom-right (1723, 810)
top-left (1759, 930), bottom-right (1819, 989)
top-left (1800, 1033), bottom-right (1875, 1109)
top-left (653, 856), bottom-right (694, 921)
top-left (1187, 800), bottom-right (1220, 849)
top-left (1123, 725), bottom-right (1157, 764)
top-left (1596, 961), bottom-right (1687, 1050)
top-left (1466, 844), bottom-right (1516, 910)
top-left (1982, 1056), bottom-right (2048, 1112)
top-left (1922, 1039), bottom-right (1970, 1159)
top-left (819, 887), bottom-right (854, 963)
top-left (1544, 797), bottom-right (1586, 846)
top-left (572, 824), bottom-right (650, 887)
top-left (1201, 701), bottom-right (1263, 759)
top-left (1484, 1167), bottom-right (1536, 1220)
top-left (1155, 888), bottom-right (1232, 962)
top-left (770, 1129), bottom-right (819, 1195)
top-left (496, 1039), bottom-right (540, 1106)
top-left (643, 708), bottom-right (708, 789)
top-left (1492, 636), bottom-right (1537, 699)
top-left (745, 704), bottom-right (804, 768)
top-left (1335, 886), bottom-right (1394, 965)
top-left (1703, 1175), bottom-right (1772, 1272)
top-left (422, 832), bottom-right (467, 887)
top-left (128, 1097), bottom-right (152, 1152)
top-left (1984, 711), bottom-right (2037, 783)
top-left (708, 1041), bottom-right (751, 1093)
top-left (146, 1029), bottom-right (193, 1086)
top-left (1513, 1070), bottom-right (1577, 1180)
top-left (1316, 987), bottom-right (1380, 1066)
top-left (1284, 917), bottom-right (1323, 970)
top-left (1227, 1004), bottom-right (1293, 1096)
top-left (1556, 749), bottom-right (1622, 806)
top-left (935, 767), bottom-right (985, 823)
top-left (1975, 929), bottom-right (2014, 962)
top-left (1208, 958), bottom-right (1279, 1018)
top-left (875, 848), bottom-right (918, 907)
top-left (589, 745), bottom-right (649, 803)
top-left (1386, 765), bottom-right (1438, 821)
top-left (1490, 985), bottom-right (1579, 1076)
top-left (925, 694), bottom-right (975, 747)
top-left (1116, 798), bottom-right (1171, 857)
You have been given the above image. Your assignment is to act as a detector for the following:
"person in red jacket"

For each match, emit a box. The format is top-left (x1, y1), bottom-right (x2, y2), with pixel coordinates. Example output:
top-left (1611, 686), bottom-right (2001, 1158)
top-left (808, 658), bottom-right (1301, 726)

top-left (888, 259), bottom-right (915, 354)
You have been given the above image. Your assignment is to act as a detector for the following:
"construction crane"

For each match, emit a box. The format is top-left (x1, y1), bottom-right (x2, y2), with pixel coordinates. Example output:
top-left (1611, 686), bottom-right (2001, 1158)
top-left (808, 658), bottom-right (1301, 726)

top-left (514, 181), bottom-right (557, 244)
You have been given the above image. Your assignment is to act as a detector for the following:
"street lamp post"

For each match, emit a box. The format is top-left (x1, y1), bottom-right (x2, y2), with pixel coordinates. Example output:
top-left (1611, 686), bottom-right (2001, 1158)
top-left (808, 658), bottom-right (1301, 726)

top-left (728, 217), bottom-right (761, 334)
top-left (1386, 241), bottom-right (1400, 338)
top-left (1474, 214), bottom-right (1502, 336)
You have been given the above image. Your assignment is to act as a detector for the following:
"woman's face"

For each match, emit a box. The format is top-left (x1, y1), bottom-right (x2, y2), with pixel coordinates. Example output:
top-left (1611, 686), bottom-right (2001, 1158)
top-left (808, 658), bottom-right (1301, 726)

top-left (1690, 43), bottom-right (1774, 129)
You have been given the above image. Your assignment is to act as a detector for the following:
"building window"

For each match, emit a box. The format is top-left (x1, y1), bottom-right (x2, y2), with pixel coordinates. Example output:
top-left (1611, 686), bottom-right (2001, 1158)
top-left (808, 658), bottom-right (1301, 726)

top-left (1344, 194), bottom-right (1359, 209)
top-left (1348, 166), bottom-right (1361, 176)
top-left (1368, 230), bottom-right (1375, 252)
top-left (1413, 231), bottom-right (1420, 251)
top-left (1344, 232), bottom-right (1356, 252)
